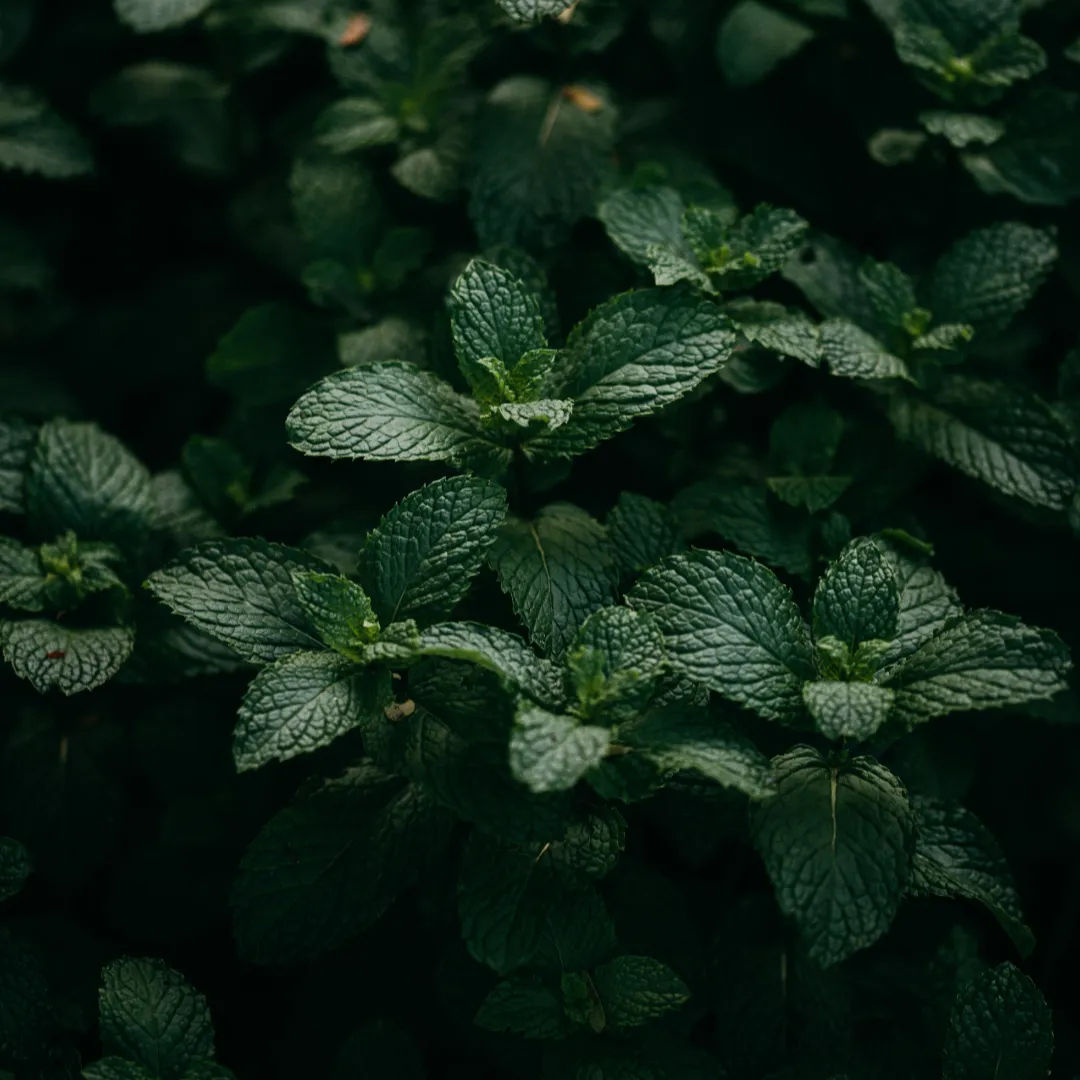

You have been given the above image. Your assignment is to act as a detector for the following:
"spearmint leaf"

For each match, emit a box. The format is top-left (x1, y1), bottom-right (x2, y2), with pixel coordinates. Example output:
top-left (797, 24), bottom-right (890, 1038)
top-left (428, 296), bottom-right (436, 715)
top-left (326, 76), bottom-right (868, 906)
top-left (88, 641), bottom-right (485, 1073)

top-left (717, 1), bottom-right (815, 88)
top-left (1, 621), bottom-right (135, 694)
top-left (83, 1059), bottom-right (155, 1080)
top-left (887, 376), bottom-right (1077, 510)
top-left (27, 420), bottom-right (155, 551)
top-left (607, 493), bottom-right (686, 578)
top-left (291, 572), bottom-right (380, 657)
top-left (702, 205), bottom-right (809, 291)
top-left (290, 155), bottom-right (380, 267)
top-left (356, 619), bottom-right (422, 666)
top-left (286, 362), bottom-right (508, 473)
top-left (510, 706), bottom-right (610, 793)
top-left (802, 680), bottom-right (896, 742)
top-left (813, 537), bottom-right (900, 648)
top-left (98, 957), bottom-right (214, 1080)
top-left (494, 400), bottom-right (573, 433)
top-left (357, 476), bottom-right (508, 625)
top-left (233, 654), bottom-right (389, 772)
top-left (882, 610), bottom-right (1071, 724)
top-left (592, 956), bottom-right (690, 1031)
top-left (0, 416), bottom-right (34, 514)
top-left (490, 504), bottom-right (617, 660)
top-left (496, 0), bottom-right (568, 21)
top-left (858, 260), bottom-right (919, 329)
top-left (468, 76), bottom-right (616, 250)
top-left (615, 706), bottom-right (774, 797)
top-left (722, 298), bottom-right (822, 366)
top-left (475, 975), bottom-right (569, 1039)
top-left (146, 539), bottom-right (330, 663)
top-left (910, 796), bottom-right (1034, 956)
top-left (232, 763), bottom-right (451, 965)
top-left (766, 476), bottom-right (851, 513)
top-left (449, 260), bottom-right (547, 394)
top-left (0, 84), bottom-right (93, 178)
top-left (929, 223), bottom-right (1057, 336)
top-left (458, 831), bottom-right (559, 974)
top-left (0, 538), bottom-right (53, 612)
top-left (114, 0), bottom-right (212, 32)
top-left (920, 110), bottom-right (1004, 148)
top-left (0, 838), bottom-right (30, 902)
top-left (782, 232), bottom-right (883, 329)
top-left (629, 549), bottom-right (816, 723)
top-left (942, 962), bottom-right (1052, 1080)
top-left (597, 185), bottom-right (697, 276)
top-left (550, 806), bottom-right (625, 882)
top-left (527, 288), bottom-right (737, 461)
top-left (749, 746), bottom-right (916, 966)
top-left (819, 320), bottom-right (914, 382)
top-left (314, 97), bottom-right (400, 154)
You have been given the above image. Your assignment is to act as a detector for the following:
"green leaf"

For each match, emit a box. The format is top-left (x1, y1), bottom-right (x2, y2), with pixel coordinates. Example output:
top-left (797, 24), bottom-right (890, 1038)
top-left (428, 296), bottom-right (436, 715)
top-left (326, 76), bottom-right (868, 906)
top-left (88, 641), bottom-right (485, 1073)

top-left (881, 610), bottom-right (1071, 724)
top-left (802, 680), bottom-right (896, 741)
top-left (290, 155), bottom-right (381, 268)
top-left (1, 620), bottom-right (134, 694)
top-left (550, 806), bottom-right (626, 882)
top-left (928, 223), bottom-right (1057, 336)
top-left (819, 319), bottom-right (913, 382)
top-left (722, 298), bottom-right (822, 366)
top-left (449, 260), bottom-right (547, 400)
top-left (592, 956), bottom-right (690, 1030)
top-left (468, 76), bottom-right (616, 249)
top-left (510, 705), bottom-right (611, 793)
top-left (942, 962), bottom-right (1052, 1080)
top-left (291, 571), bottom-right (380, 657)
top-left (920, 109), bottom-right (1004, 148)
top-left (315, 97), bottom-right (400, 154)
top-left (0, 538), bottom-right (53, 612)
top-left (355, 619), bottom-right (422, 666)
top-left (597, 186), bottom-right (699, 279)
top-left (0, 416), bottom-right (34, 514)
top-left (493, 399), bottom-right (573, 433)
top-left (357, 476), bottom-right (508, 625)
top-left (475, 976), bottom-right (569, 1039)
top-left (98, 957), bottom-right (214, 1080)
top-left (887, 377), bottom-right (1076, 510)
top-left (234, 654), bottom-right (389, 772)
top-left (527, 288), bottom-right (737, 460)
top-left (286, 361), bottom-right (508, 473)
top-left (0, 84), bottom-right (93, 178)
top-left (0, 837), bottom-right (30, 902)
top-left (910, 796), bottom-right (1034, 956)
top-left (496, 0), bottom-right (568, 21)
top-left (766, 476), bottom-right (851, 514)
top-left (629, 549), bottom-right (816, 723)
top-left (232, 763), bottom-right (451, 965)
top-left (750, 746), bottom-right (916, 966)
top-left (813, 537), bottom-right (900, 649)
top-left (615, 706), bottom-right (775, 798)
top-left (717, 1), bottom-right (815, 87)
top-left (458, 831), bottom-right (559, 974)
top-left (686, 205), bottom-right (809, 291)
top-left (607, 493), bottom-right (686, 578)
top-left (489, 504), bottom-right (617, 660)
top-left (27, 420), bottom-right (154, 551)
top-left (114, 0), bottom-right (212, 32)
top-left (146, 539), bottom-right (330, 663)
top-left (83, 1059), bottom-right (156, 1080)
top-left (534, 886), bottom-right (616, 973)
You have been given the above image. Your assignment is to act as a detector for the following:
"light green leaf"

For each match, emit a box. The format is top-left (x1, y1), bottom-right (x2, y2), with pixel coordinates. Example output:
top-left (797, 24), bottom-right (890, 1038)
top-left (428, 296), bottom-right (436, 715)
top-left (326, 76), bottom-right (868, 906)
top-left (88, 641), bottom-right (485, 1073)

top-left (357, 475), bottom-right (508, 625)
top-left (813, 537), bottom-right (900, 648)
top-left (0, 415), bottom-right (34, 514)
top-left (314, 97), bottom-right (400, 154)
top-left (475, 975), bottom-right (569, 1039)
top-left (355, 619), bottom-right (422, 666)
top-left (291, 571), bottom-right (380, 658)
top-left (146, 539), bottom-right (330, 663)
top-left (750, 746), bottom-right (916, 966)
top-left (0, 84), bottom-right (93, 178)
top-left (607, 492), bottom-right (686, 578)
top-left (527, 288), bottom-right (737, 460)
top-left (629, 549), bottom-right (816, 723)
top-left (232, 763), bottom-right (451, 965)
top-left (98, 957), bottom-right (214, 1080)
top-left (489, 504), bottom-right (617, 660)
top-left (27, 420), bottom-right (154, 551)
top-left (717, 1), bottom-right (815, 87)
top-left (286, 361), bottom-right (508, 473)
top-left (881, 610), bottom-right (1071, 724)
top-left (942, 962), bottom-right (1052, 1080)
top-left (234, 653), bottom-right (389, 772)
top-left (592, 956), bottom-right (690, 1030)
top-left (597, 185), bottom-right (697, 276)
top-left (114, 0), bottom-right (212, 32)
top-left (920, 110), bottom-right (1004, 148)
top-left (928, 222), bottom-right (1057, 336)
top-left (888, 377), bottom-right (1076, 510)
top-left (802, 680), bottom-right (895, 741)
top-left (1, 620), bottom-right (134, 694)
top-left (496, 0), bottom-right (568, 22)
top-left (0, 837), bottom-right (30, 902)
top-left (495, 399), bottom-right (574, 433)
top-left (510, 705), bottom-right (610, 793)
top-left (910, 796), bottom-right (1034, 956)
top-left (688, 205), bottom-right (809, 291)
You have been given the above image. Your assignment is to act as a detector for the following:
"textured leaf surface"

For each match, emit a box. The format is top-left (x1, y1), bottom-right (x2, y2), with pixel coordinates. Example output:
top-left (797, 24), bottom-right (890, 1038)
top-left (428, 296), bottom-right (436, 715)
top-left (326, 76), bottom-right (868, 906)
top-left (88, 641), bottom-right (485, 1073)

top-left (234, 653), bottom-right (388, 771)
top-left (291, 572), bottom-right (379, 658)
top-left (510, 706), bottom-right (610, 793)
top-left (83, 1060), bottom-right (156, 1080)
top-left (592, 956), bottom-right (690, 1030)
top-left (750, 746), bottom-right (916, 966)
top-left (146, 539), bottom-right (329, 663)
top-left (1, 620), bottom-right (134, 694)
top-left (803, 680), bottom-right (895, 742)
top-left (27, 420), bottom-right (154, 550)
top-left (0, 416), bottom-right (34, 514)
top-left (286, 362), bottom-right (507, 472)
top-left (489, 504), bottom-right (617, 660)
top-left (0, 539), bottom-right (50, 612)
top-left (942, 963), bottom-right (1052, 1080)
top-left (820, 319), bottom-right (912, 382)
top-left (910, 796), bottom-right (1034, 956)
top-left (717, 1), bottom-right (814, 87)
top-left (0, 838), bottom-right (30, 902)
top-left (813, 537), bottom-right (899, 648)
top-left (475, 976), bottom-right (568, 1039)
top-left (597, 186), bottom-right (695, 274)
top-left (358, 476), bottom-right (508, 625)
top-left (528, 289), bottom-right (736, 460)
top-left (0, 84), bottom-right (93, 177)
top-left (99, 957), bottom-right (214, 1080)
top-left (629, 549), bottom-right (815, 722)
top-left (114, 0), bottom-right (212, 32)
top-left (496, 0), bottom-right (567, 22)
top-left (607, 493), bottom-right (686, 578)
top-left (882, 610), bottom-right (1071, 723)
